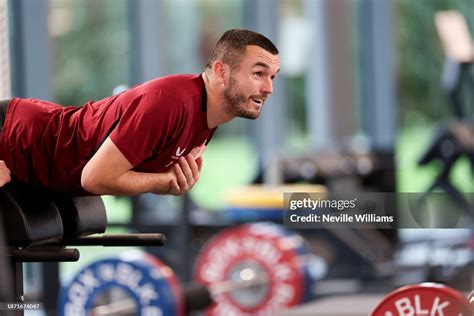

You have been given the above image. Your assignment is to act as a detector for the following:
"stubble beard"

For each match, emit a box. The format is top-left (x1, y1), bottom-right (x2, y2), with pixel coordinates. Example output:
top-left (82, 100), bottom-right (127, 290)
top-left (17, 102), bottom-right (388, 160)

top-left (223, 75), bottom-right (260, 120)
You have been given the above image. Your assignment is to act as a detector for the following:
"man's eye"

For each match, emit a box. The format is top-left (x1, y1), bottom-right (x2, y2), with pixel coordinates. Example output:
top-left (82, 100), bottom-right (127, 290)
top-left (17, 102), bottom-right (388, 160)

top-left (253, 72), bottom-right (262, 78)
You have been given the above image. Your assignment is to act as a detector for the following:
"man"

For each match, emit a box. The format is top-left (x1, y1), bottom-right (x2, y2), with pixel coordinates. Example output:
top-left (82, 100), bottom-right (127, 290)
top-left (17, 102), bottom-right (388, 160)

top-left (0, 29), bottom-right (280, 196)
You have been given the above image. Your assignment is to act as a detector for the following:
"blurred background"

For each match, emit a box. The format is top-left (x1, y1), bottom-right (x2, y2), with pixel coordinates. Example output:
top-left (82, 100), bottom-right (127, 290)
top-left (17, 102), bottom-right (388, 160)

top-left (1, 0), bottom-right (473, 315)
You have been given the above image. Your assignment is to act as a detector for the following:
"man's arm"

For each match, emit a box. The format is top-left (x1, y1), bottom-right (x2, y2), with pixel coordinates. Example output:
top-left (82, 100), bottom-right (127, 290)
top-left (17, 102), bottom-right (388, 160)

top-left (81, 137), bottom-right (204, 196)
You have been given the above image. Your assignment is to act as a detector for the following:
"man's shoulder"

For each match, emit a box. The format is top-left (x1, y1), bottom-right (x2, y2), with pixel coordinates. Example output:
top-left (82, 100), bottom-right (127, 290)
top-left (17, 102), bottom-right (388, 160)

top-left (115, 74), bottom-right (203, 118)
top-left (143, 74), bottom-right (204, 108)
top-left (145, 74), bottom-right (203, 96)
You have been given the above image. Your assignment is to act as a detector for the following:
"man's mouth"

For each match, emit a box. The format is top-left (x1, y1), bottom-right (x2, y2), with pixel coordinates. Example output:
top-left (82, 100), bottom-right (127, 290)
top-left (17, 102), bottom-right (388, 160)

top-left (250, 97), bottom-right (265, 106)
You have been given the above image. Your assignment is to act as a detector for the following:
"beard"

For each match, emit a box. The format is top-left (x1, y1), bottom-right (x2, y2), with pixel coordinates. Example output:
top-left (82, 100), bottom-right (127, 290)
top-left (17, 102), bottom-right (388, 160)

top-left (223, 75), bottom-right (260, 120)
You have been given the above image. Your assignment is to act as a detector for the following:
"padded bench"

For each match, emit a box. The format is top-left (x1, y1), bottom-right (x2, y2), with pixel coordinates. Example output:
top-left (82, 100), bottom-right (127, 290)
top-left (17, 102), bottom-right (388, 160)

top-left (1, 182), bottom-right (107, 247)
top-left (0, 182), bottom-right (166, 316)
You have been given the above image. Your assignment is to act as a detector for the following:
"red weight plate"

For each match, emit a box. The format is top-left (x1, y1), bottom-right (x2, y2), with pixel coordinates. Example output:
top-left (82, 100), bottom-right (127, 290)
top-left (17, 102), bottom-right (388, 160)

top-left (194, 222), bottom-right (309, 315)
top-left (372, 283), bottom-right (472, 316)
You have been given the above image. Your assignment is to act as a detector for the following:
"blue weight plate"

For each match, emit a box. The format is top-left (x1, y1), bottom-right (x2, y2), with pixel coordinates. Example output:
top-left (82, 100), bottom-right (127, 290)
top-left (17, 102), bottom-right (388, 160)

top-left (58, 250), bottom-right (184, 316)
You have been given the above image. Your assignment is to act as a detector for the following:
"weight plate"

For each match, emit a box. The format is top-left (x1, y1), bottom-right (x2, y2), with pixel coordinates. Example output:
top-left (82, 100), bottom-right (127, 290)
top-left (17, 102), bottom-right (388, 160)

top-left (372, 283), bottom-right (472, 316)
top-left (58, 250), bottom-right (184, 316)
top-left (194, 222), bottom-right (319, 315)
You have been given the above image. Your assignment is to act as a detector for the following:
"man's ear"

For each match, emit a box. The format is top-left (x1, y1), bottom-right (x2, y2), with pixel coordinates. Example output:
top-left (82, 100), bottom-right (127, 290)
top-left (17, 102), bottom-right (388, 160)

top-left (212, 61), bottom-right (229, 85)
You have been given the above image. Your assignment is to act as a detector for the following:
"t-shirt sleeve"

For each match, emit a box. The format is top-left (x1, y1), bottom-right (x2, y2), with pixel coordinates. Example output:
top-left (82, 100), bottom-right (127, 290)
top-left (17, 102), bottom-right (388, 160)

top-left (109, 92), bottom-right (187, 167)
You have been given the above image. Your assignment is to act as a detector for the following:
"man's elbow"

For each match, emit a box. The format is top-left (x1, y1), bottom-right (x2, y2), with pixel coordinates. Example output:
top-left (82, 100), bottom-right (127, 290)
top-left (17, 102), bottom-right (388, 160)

top-left (81, 168), bottom-right (106, 195)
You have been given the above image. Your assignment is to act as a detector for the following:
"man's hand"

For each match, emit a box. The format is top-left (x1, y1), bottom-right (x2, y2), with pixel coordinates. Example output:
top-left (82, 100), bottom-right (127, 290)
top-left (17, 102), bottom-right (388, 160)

top-left (0, 160), bottom-right (11, 187)
top-left (169, 144), bottom-right (205, 195)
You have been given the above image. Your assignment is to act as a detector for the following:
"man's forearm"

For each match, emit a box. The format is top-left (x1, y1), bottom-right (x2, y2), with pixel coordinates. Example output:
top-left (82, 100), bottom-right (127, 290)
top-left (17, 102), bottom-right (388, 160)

top-left (83, 170), bottom-right (171, 196)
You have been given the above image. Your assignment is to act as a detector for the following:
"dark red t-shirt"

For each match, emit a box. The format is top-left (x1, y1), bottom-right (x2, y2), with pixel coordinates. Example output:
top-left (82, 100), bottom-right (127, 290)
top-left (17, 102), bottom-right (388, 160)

top-left (0, 74), bottom-right (217, 195)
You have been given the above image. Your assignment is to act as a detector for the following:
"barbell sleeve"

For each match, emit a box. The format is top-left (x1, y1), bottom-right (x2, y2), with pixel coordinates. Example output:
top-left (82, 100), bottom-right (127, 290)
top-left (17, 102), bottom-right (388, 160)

top-left (209, 275), bottom-right (270, 296)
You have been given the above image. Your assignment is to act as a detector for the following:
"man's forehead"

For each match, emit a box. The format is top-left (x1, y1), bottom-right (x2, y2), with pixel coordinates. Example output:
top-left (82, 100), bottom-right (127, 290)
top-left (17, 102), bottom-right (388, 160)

top-left (244, 45), bottom-right (280, 70)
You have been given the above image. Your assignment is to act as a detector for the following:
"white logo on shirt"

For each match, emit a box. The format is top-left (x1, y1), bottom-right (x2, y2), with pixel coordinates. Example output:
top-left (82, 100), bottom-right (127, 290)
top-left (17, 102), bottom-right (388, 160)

top-left (175, 147), bottom-right (186, 157)
top-left (166, 146), bottom-right (187, 167)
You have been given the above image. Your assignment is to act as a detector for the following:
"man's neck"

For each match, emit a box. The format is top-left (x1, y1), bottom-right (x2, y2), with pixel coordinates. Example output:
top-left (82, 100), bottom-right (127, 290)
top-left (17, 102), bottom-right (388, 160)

top-left (202, 71), bottom-right (234, 129)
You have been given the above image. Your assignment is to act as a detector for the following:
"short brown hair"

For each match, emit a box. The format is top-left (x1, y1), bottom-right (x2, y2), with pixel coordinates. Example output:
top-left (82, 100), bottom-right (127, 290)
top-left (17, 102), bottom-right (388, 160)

top-left (206, 29), bottom-right (279, 70)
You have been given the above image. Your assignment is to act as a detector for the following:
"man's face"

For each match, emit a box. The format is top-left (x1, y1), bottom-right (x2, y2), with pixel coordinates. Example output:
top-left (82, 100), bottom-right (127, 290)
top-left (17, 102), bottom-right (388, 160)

top-left (223, 45), bottom-right (280, 119)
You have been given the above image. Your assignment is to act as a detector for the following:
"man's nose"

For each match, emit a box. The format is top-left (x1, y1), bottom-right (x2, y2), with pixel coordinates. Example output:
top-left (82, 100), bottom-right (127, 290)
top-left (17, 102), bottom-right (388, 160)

top-left (261, 78), bottom-right (273, 95)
